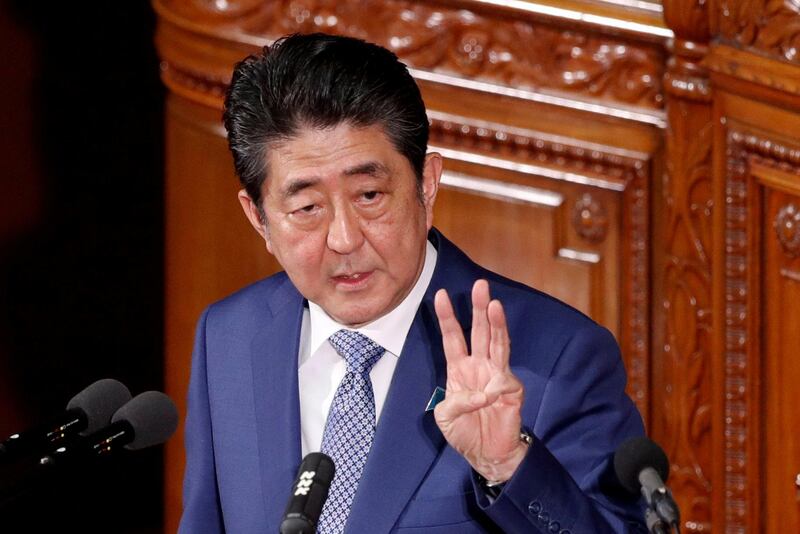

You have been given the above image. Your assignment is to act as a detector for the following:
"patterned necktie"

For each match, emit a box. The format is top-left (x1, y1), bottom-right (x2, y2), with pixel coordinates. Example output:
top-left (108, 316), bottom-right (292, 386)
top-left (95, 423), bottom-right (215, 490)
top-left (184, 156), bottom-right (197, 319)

top-left (317, 330), bottom-right (385, 534)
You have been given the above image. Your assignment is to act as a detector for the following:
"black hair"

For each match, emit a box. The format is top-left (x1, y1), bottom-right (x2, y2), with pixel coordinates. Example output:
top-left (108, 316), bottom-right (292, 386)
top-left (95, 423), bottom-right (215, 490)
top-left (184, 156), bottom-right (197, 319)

top-left (223, 33), bottom-right (429, 212)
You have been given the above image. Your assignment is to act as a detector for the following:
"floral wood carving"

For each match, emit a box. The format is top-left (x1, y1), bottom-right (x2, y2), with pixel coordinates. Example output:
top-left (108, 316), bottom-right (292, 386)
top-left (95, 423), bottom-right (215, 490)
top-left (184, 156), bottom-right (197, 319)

top-left (775, 203), bottom-right (800, 257)
top-left (660, 0), bottom-right (715, 527)
top-left (662, 99), bottom-right (714, 532)
top-left (198, 0), bottom-right (666, 108)
top-left (279, 1), bottom-right (664, 107)
top-left (572, 194), bottom-right (609, 243)
top-left (428, 114), bottom-right (650, 419)
top-left (711, 0), bottom-right (800, 62)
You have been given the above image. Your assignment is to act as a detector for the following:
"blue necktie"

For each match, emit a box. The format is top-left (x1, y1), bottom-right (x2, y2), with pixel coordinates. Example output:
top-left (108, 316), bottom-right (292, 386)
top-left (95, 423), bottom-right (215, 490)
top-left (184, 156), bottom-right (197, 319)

top-left (317, 330), bottom-right (385, 534)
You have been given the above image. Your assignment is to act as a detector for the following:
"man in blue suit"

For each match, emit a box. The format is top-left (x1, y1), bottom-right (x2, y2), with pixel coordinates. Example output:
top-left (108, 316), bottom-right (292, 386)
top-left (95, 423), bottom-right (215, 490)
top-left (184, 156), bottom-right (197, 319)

top-left (180, 33), bottom-right (646, 533)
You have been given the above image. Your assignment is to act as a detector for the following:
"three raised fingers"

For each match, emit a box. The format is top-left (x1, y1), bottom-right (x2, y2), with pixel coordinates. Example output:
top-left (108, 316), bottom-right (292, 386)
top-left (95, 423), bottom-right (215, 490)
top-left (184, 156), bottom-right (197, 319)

top-left (434, 289), bottom-right (468, 362)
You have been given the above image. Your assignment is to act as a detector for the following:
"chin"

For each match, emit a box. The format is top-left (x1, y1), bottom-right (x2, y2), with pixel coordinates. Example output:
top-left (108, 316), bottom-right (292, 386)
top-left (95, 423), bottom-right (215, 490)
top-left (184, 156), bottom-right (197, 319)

top-left (329, 301), bottom-right (387, 328)
top-left (334, 312), bottom-right (378, 328)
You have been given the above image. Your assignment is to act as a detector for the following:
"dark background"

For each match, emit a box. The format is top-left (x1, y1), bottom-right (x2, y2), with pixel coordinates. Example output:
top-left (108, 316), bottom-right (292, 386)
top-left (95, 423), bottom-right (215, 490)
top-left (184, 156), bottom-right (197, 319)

top-left (1, 1), bottom-right (165, 531)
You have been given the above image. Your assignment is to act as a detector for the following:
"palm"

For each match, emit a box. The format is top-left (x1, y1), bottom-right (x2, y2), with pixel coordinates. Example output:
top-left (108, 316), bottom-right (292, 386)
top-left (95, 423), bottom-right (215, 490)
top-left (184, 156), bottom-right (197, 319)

top-left (433, 280), bottom-right (526, 482)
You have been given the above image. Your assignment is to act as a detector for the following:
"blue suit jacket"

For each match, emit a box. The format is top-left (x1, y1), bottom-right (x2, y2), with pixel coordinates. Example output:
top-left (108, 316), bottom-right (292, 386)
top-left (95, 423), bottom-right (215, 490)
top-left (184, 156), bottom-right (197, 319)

top-left (179, 229), bottom-right (646, 533)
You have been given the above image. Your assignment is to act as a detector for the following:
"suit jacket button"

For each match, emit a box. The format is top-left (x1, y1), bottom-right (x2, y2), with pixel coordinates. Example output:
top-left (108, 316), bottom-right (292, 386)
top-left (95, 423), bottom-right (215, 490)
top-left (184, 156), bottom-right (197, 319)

top-left (559, 530), bottom-right (572, 534)
top-left (538, 511), bottom-right (550, 524)
top-left (528, 501), bottom-right (542, 515)
top-left (549, 520), bottom-right (561, 532)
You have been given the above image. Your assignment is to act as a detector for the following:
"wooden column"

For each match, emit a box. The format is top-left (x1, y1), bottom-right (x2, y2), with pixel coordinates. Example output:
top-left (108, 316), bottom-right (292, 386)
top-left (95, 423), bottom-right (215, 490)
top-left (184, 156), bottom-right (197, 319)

top-left (658, 0), bottom-right (714, 531)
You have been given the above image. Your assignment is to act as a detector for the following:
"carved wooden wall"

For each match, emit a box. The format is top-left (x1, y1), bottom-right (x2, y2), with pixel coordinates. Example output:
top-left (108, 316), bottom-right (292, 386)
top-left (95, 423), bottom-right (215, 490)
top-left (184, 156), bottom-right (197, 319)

top-left (665, 0), bottom-right (800, 530)
top-left (658, 0), bottom-right (715, 528)
top-left (153, 0), bottom-right (800, 532)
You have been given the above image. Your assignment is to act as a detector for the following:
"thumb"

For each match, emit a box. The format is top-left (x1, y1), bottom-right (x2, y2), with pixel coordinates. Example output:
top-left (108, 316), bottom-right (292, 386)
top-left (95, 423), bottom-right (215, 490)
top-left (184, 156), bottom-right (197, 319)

top-left (434, 390), bottom-right (488, 424)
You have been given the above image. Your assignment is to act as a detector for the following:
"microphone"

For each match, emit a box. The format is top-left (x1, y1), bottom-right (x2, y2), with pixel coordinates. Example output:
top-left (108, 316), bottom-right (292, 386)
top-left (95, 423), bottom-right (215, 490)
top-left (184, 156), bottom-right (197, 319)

top-left (280, 452), bottom-right (335, 534)
top-left (39, 391), bottom-right (179, 467)
top-left (0, 378), bottom-right (132, 463)
top-left (614, 437), bottom-right (680, 532)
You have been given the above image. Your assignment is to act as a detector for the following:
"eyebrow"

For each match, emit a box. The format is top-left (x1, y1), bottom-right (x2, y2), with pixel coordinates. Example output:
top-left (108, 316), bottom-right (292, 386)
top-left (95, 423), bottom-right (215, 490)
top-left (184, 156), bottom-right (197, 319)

top-left (282, 161), bottom-right (391, 198)
top-left (343, 161), bottom-right (391, 178)
top-left (283, 178), bottom-right (319, 198)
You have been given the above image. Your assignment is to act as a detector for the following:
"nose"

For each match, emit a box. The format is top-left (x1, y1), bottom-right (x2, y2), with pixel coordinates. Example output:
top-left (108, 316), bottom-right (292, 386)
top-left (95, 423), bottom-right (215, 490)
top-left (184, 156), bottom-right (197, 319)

top-left (327, 205), bottom-right (364, 255)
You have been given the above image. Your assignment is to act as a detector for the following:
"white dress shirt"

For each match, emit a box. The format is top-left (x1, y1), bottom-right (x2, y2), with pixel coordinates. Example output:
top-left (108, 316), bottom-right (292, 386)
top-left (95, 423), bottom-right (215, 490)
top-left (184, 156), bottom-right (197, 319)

top-left (298, 240), bottom-right (438, 456)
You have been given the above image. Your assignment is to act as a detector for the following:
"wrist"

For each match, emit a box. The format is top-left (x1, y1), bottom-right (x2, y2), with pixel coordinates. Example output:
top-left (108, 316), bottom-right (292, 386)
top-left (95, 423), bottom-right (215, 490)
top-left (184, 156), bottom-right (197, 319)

top-left (476, 430), bottom-right (533, 485)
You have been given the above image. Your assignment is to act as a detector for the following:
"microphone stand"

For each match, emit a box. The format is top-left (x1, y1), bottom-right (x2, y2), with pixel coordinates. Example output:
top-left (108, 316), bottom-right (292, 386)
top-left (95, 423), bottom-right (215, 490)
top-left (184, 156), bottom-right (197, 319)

top-left (645, 508), bottom-right (673, 534)
top-left (642, 479), bottom-right (681, 534)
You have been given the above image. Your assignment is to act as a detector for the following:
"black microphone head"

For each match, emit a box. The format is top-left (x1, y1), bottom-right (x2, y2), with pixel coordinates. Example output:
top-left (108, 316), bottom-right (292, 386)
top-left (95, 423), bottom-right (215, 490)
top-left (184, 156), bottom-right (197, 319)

top-left (110, 391), bottom-right (178, 450)
top-left (281, 453), bottom-right (335, 534)
top-left (613, 436), bottom-right (670, 495)
top-left (66, 378), bottom-right (132, 435)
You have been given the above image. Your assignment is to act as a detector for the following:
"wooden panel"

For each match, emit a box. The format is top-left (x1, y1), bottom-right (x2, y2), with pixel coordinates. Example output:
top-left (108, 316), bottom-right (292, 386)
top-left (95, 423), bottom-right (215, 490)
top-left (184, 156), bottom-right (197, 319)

top-left (163, 93), bottom-right (282, 533)
top-left (434, 168), bottom-right (607, 323)
top-left (761, 186), bottom-right (800, 534)
top-left (713, 116), bottom-right (800, 532)
top-left (715, 127), bottom-right (763, 533)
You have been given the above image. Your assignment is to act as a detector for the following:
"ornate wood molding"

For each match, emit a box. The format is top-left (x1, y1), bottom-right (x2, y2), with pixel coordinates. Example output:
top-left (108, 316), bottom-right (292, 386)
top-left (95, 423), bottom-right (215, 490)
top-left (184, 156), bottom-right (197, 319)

top-left (721, 128), bottom-right (753, 533)
top-left (664, 39), bottom-right (710, 102)
top-left (159, 62), bottom-right (229, 109)
top-left (705, 43), bottom-right (800, 97)
top-left (441, 0), bottom-right (671, 39)
top-left (624, 162), bottom-right (650, 415)
top-left (710, 0), bottom-right (800, 63)
top-left (428, 112), bottom-right (646, 185)
top-left (572, 193), bottom-right (609, 243)
top-left (775, 203), bottom-right (800, 257)
top-left (155, 0), bottom-right (667, 111)
top-left (428, 113), bottom-right (651, 418)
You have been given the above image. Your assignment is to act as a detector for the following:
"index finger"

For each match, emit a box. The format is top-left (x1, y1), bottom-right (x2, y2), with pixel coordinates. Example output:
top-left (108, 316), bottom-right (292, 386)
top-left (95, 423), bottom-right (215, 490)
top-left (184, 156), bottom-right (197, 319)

top-left (434, 288), bottom-right (468, 362)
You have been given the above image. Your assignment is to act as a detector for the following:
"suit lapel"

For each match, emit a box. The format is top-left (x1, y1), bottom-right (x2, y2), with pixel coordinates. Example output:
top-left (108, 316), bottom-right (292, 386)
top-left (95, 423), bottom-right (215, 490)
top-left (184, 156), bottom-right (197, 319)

top-left (250, 277), bottom-right (305, 532)
top-left (346, 230), bottom-right (474, 532)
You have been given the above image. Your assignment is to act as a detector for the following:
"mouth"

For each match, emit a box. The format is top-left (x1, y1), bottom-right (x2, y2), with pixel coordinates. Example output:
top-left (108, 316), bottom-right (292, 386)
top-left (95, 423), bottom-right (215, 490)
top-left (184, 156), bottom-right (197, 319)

top-left (331, 271), bottom-right (373, 289)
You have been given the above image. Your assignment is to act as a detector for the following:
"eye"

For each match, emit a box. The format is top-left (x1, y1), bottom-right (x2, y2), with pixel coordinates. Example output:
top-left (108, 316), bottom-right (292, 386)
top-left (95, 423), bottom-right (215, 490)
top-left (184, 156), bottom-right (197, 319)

top-left (361, 191), bottom-right (381, 202)
top-left (292, 204), bottom-right (319, 216)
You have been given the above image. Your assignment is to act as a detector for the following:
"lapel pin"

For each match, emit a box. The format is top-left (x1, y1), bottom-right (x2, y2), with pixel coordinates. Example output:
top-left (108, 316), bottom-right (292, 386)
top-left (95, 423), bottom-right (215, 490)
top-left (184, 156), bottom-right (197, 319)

top-left (425, 386), bottom-right (446, 412)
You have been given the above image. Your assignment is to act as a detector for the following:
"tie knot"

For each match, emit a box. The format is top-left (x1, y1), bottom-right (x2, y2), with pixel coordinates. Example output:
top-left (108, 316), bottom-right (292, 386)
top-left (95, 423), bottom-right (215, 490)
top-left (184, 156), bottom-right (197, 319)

top-left (328, 330), bottom-right (384, 375)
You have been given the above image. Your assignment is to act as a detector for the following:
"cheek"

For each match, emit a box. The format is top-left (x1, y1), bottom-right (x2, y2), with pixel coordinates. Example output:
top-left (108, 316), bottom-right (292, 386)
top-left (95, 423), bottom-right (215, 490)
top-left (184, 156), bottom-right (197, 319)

top-left (269, 224), bottom-right (326, 267)
top-left (366, 210), bottom-right (427, 266)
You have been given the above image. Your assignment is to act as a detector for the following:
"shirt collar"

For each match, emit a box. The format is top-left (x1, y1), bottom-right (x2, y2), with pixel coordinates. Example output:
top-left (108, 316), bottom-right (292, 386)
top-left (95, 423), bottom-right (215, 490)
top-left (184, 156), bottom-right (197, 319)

top-left (308, 240), bottom-right (438, 357)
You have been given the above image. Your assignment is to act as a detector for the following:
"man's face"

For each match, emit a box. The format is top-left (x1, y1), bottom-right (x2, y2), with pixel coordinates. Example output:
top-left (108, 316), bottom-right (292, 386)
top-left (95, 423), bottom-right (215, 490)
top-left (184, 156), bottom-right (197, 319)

top-left (239, 123), bottom-right (441, 327)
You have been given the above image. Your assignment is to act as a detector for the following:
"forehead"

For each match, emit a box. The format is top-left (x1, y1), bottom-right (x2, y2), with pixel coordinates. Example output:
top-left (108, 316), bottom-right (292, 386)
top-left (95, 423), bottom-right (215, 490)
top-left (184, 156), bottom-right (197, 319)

top-left (264, 123), bottom-right (408, 193)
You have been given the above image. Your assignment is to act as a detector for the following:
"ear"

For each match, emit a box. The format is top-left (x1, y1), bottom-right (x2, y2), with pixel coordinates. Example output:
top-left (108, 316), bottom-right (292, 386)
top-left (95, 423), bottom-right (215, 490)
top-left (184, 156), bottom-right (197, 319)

top-left (237, 189), bottom-right (273, 253)
top-left (421, 152), bottom-right (443, 229)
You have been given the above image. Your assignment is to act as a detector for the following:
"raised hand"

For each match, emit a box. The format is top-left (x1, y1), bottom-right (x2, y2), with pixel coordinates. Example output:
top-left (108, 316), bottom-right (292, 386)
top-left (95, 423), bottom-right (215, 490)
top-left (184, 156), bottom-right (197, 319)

top-left (433, 279), bottom-right (527, 483)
